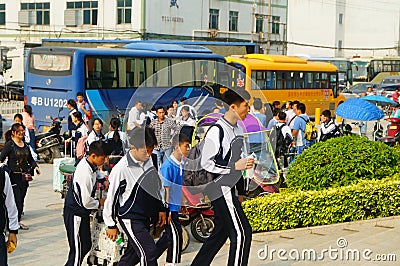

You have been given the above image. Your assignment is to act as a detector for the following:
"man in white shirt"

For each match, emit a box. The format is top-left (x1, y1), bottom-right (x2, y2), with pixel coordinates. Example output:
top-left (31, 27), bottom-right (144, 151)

top-left (286, 100), bottom-right (299, 129)
top-left (0, 72), bottom-right (6, 87)
top-left (127, 101), bottom-right (143, 130)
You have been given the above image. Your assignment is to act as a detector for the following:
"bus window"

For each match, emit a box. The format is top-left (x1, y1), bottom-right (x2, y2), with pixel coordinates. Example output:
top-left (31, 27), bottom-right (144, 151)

top-left (30, 53), bottom-right (72, 76)
top-left (171, 59), bottom-right (194, 87)
top-left (305, 72), bottom-right (313, 88)
top-left (145, 58), bottom-right (155, 85)
top-left (276, 71), bottom-right (288, 89)
top-left (313, 72), bottom-right (322, 88)
top-left (153, 58), bottom-right (169, 87)
top-left (266, 71), bottom-right (273, 89)
top-left (125, 58), bottom-right (135, 87)
top-left (330, 74), bottom-right (338, 97)
top-left (85, 57), bottom-right (118, 89)
top-left (195, 60), bottom-right (216, 86)
top-left (101, 58), bottom-right (117, 88)
top-left (252, 71), bottom-right (262, 90)
top-left (139, 58), bottom-right (146, 85)
top-left (295, 72), bottom-right (305, 88)
top-left (218, 63), bottom-right (230, 88)
top-left (321, 73), bottom-right (329, 88)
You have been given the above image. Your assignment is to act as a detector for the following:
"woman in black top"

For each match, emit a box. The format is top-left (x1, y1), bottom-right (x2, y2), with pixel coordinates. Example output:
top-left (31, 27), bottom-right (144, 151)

top-left (0, 123), bottom-right (39, 230)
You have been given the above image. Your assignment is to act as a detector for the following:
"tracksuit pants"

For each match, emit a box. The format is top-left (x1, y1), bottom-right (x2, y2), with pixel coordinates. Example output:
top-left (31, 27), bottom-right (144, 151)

top-left (191, 186), bottom-right (252, 266)
top-left (155, 211), bottom-right (182, 263)
top-left (63, 208), bottom-right (91, 266)
top-left (0, 233), bottom-right (7, 266)
top-left (118, 218), bottom-right (158, 266)
top-left (10, 175), bottom-right (29, 222)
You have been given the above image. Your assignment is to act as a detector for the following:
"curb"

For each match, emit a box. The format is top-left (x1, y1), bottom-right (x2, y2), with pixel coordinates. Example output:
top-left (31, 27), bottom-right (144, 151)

top-left (252, 215), bottom-right (400, 242)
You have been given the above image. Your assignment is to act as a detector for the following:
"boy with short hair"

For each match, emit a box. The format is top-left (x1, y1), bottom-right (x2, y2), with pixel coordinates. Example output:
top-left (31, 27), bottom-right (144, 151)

top-left (64, 141), bottom-right (108, 266)
top-left (103, 127), bottom-right (167, 266)
top-left (155, 133), bottom-right (191, 265)
top-left (76, 92), bottom-right (92, 123)
top-left (191, 89), bottom-right (254, 266)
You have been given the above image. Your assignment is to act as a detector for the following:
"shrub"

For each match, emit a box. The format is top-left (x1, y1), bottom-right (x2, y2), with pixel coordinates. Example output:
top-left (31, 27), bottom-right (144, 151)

top-left (286, 136), bottom-right (398, 191)
top-left (243, 178), bottom-right (400, 232)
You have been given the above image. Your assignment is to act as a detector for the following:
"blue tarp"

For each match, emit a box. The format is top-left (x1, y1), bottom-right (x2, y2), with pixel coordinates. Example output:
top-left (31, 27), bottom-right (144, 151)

top-left (362, 95), bottom-right (398, 106)
top-left (335, 98), bottom-right (384, 121)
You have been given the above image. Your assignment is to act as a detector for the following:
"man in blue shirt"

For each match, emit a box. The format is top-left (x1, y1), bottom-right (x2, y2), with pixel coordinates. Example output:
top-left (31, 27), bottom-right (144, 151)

top-left (249, 99), bottom-right (267, 160)
top-left (155, 133), bottom-right (191, 265)
top-left (292, 103), bottom-right (312, 156)
top-left (266, 108), bottom-right (280, 130)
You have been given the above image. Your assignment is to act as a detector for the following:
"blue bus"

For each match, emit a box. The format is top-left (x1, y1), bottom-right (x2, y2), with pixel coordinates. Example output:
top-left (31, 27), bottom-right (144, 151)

top-left (25, 43), bottom-right (226, 132)
top-left (41, 39), bottom-right (258, 56)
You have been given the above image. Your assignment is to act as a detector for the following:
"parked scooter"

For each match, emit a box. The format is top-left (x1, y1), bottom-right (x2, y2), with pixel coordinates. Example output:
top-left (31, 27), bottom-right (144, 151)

top-left (379, 118), bottom-right (400, 146)
top-left (179, 186), bottom-right (215, 243)
top-left (35, 107), bottom-right (64, 163)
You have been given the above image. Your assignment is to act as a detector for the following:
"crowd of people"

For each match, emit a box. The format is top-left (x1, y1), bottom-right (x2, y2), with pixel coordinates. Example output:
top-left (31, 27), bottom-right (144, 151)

top-left (0, 89), bottom-right (344, 265)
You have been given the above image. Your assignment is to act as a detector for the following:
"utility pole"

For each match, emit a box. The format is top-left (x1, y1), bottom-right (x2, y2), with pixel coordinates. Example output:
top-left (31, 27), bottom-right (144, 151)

top-left (267, 0), bottom-right (272, 54)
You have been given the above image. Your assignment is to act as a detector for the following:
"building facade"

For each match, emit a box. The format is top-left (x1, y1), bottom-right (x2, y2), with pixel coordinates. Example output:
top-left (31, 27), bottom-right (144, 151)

top-left (0, 0), bottom-right (288, 81)
top-left (287, 0), bottom-right (400, 58)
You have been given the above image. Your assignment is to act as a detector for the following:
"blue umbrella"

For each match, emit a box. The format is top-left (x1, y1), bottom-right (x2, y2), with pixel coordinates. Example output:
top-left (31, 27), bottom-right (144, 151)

top-left (362, 95), bottom-right (399, 106)
top-left (335, 98), bottom-right (384, 121)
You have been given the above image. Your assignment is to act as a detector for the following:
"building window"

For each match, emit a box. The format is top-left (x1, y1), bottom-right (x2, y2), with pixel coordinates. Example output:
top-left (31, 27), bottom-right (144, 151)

top-left (209, 9), bottom-right (219, 30)
top-left (272, 16), bottom-right (280, 34)
top-left (21, 2), bottom-right (50, 25)
top-left (255, 15), bottom-right (263, 33)
top-left (338, 40), bottom-right (343, 50)
top-left (66, 1), bottom-right (98, 25)
top-left (0, 4), bottom-right (5, 25)
top-left (229, 11), bottom-right (238, 31)
top-left (339, 13), bottom-right (343, 24)
top-left (117, 0), bottom-right (132, 24)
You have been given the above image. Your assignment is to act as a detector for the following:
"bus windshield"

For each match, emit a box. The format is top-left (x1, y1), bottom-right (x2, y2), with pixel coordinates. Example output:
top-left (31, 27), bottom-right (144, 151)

top-left (352, 61), bottom-right (369, 82)
top-left (29, 53), bottom-right (72, 75)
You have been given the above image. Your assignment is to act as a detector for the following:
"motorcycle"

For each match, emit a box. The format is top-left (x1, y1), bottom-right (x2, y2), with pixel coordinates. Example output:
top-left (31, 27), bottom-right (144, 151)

top-left (379, 117), bottom-right (400, 146)
top-left (179, 186), bottom-right (215, 243)
top-left (35, 107), bottom-right (64, 163)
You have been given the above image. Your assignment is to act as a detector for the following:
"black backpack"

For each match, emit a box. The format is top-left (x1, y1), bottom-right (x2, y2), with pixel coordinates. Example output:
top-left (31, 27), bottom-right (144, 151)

top-left (270, 124), bottom-right (290, 157)
top-left (183, 124), bottom-right (224, 188)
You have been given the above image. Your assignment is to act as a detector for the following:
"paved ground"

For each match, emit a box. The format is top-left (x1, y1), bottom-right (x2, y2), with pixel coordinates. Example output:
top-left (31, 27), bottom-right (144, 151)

top-left (8, 163), bottom-right (400, 266)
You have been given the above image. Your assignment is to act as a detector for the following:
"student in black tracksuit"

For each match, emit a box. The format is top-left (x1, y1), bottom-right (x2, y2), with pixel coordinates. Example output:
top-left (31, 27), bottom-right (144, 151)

top-left (63, 141), bottom-right (108, 266)
top-left (103, 127), bottom-right (167, 266)
top-left (191, 89), bottom-right (255, 266)
top-left (0, 166), bottom-right (19, 266)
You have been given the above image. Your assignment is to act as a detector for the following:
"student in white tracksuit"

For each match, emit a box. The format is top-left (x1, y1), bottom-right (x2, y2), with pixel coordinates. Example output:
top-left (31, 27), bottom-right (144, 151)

top-left (103, 127), bottom-right (167, 266)
top-left (0, 167), bottom-right (18, 266)
top-left (191, 89), bottom-right (254, 266)
top-left (63, 141), bottom-right (108, 266)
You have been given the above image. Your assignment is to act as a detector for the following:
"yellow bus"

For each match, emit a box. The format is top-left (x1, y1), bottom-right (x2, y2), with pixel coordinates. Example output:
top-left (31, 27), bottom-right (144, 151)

top-left (225, 54), bottom-right (346, 116)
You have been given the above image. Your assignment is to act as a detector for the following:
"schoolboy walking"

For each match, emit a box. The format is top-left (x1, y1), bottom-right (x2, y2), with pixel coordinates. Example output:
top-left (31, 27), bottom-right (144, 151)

top-left (0, 166), bottom-right (18, 266)
top-left (191, 89), bottom-right (254, 266)
top-left (103, 127), bottom-right (167, 266)
top-left (64, 141), bottom-right (108, 266)
top-left (155, 133), bottom-right (191, 265)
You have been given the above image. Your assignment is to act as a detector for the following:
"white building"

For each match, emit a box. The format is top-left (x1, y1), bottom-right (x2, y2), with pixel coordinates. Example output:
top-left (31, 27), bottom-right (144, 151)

top-left (0, 0), bottom-right (288, 81)
top-left (288, 0), bottom-right (400, 58)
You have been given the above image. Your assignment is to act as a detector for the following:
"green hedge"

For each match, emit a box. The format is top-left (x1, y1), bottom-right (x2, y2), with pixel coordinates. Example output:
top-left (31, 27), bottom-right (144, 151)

top-left (286, 136), bottom-right (398, 191)
top-left (243, 177), bottom-right (400, 232)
